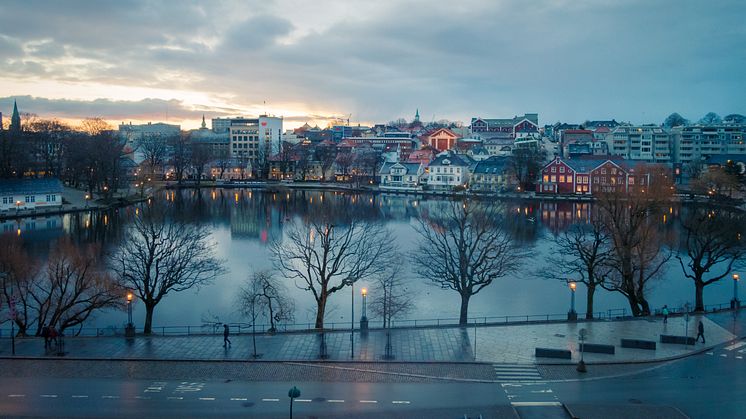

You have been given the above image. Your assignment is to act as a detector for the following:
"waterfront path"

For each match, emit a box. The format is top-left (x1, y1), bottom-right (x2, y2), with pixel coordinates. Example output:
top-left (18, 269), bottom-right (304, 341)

top-left (1, 311), bottom-right (740, 365)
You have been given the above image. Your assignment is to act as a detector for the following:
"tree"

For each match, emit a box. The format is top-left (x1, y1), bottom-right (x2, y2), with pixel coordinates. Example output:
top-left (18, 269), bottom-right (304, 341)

top-left (136, 134), bottom-right (168, 177)
top-left (31, 239), bottom-right (122, 335)
top-left (596, 172), bottom-right (674, 316)
top-left (0, 233), bottom-right (37, 336)
top-left (690, 167), bottom-right (740, 197)
top-left (190, 142), bottom-right (213, 185)
top-left (26, 118), bottom-right (71, 177)
top-left (543, 213), bottom-right (611, 319)
top-left (111, 206), bottom-right (227, 334)
top-left (663, 113), bottom-right (689, 128)
top-left (723, 114), bottom-right (746, 124)
top-left (368, 259), bottom-right (414, 328)
top-left (411, 200), bottom-right (527, 325)
top-left (237, 270), bottom-right (295, 333)
top-left (699, 112), bottom-right (722, 125)
top-left (510, 146), bottom-right (545, 190)
top-left (677, 207), bottom-right (746, 312)
top-left (79, 118), bottom-right (113, 136)
top-left (213, 147), bottom-right (231, 180)
top-left (315, 143), bottom-right (337, 181)
top-left (169, 133), bottom-right (189, 184)
top-left (271, 216), bottom-right (395, 329)
top-left (335, 152), bottom-right (355, 183)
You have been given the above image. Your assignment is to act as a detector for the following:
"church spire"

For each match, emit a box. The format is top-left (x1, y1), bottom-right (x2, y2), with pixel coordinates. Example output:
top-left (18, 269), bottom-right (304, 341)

top-left (9, 99), bottom-right (21, 133)
top-left (201, 114), bottom-right (207, 129)
top-left (415, 108), bottom-right (420, 122)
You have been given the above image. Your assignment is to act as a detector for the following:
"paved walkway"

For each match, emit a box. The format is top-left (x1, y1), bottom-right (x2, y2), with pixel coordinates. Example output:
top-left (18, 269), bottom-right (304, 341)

top-left (0, 312), bottom-right (738, 365)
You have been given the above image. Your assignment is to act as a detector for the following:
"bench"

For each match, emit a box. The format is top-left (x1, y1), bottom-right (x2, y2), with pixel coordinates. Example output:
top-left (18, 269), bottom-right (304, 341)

top-left (580, 343), bottom-right (616, 354)
top-left (660, 335), bottom-right (696, 345)
top-left (535, 347), bottom-right (572, 359)
top-left (620, 338), bottom-right (656, 350)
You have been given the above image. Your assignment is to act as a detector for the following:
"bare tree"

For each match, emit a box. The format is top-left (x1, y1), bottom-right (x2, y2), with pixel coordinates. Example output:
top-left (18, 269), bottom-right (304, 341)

top-left (111, 206), bottom-right (227, 334)
top-left (596, 175), bottom-right (674, 316)
top-left (412, 200), bottom-right (528, 325)
top-left (31, 239), bottom-right (123, 335)
top-left (237, 270), bottom-right (295, 332)
top-left (0, 233), bottom-right (37, 336)
top-left (369, 259), bottom-right (414, 328)
top-left (213, 147), bottom-right (231, 180)
top-left (271, 218), bottom-right (395, 329)
top-left (315, 143), bottom-right (337, 181)
top-left (677, 206), bottom-right (746, 312)
top-left (335, 152), bottom-right (355, 184)
top-left (79, 118), bottom-right (113, 136)
top-left (169, 133), bottom-right (189, 184)
top-left (543, 213), bottom-right (611, 319)
top-left (136, 134), bottom-right (168, 177)
top-left (190, 142), bottom-right (213, 185)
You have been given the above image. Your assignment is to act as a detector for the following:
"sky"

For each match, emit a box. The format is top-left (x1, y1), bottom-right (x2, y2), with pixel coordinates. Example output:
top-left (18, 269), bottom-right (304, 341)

top-left (0, 0), bottom-right (744, 130)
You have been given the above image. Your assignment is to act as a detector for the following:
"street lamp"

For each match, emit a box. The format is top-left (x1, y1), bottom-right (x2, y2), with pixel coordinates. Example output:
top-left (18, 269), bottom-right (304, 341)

top-left (125, 292), bottom-right (135, 338)
top-left (732, 273), bottom-right (740, 309)
top-left (360, 288), bottom-right (368, 332)
top-left (568, 281), bottom-right (578, 321)
top-left (349, 279), bottom-right (355, 358)
top-left (15, 200), bottom-right (22, 214)
top-left (84, 194), bottom-right (90, 208)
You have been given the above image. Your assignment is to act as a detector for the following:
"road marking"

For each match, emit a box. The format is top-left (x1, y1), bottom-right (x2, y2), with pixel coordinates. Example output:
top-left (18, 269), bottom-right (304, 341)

top-left (720, 354), bottom-right (728, 357)
top-left (511, 401), bottom-right (563, 407)
top-left (262, 398), bottom-right (280, 402)
top-left (167, 396), bottom-right (183, 400)
top-left (706, 352), bottom-right (714, 356)
top-left (295, 399), bottom-right (312, 402)
top-left (230, 397), bottom-right (248, 401)
top-left (71, 395), bottom-right (88, 399)
top-left (328, 399), bottom-right (345, 403)
top-left (198, 397), bottom-right (215, 401)
top-left (530, 389), bottom-right (554, 394)
top-left (737, 356), bottom-right (743, 359)
top-left (41, 395), bottom-right (58, 398)
top-left (360, 400), bottom-right (378, 403)
top-left (134, 396), bottom-right (150, 400)
top-left (102, 395), bottom-right (119, 399)
top-left (724, 341), bottom-right (746, 351)
top-left (8, 394), bottom-right (25, 398)
top-left (392, 400), bottom-right (411, 404)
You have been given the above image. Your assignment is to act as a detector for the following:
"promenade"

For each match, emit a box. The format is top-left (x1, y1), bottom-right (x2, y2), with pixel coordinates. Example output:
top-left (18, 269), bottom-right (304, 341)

top-left (1, 311), bottom-right (740, 365)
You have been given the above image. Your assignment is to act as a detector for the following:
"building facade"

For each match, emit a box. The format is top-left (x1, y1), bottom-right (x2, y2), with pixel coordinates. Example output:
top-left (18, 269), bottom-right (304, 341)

top-left (609, 125), bottom-right (672, 163)
top-left (671, 124), bottom-right (746, 164)
top-left (0, 178), bottom-right (63, 211)
top-left (426, 152), bottom-right (474, 191)
top-left (379, 162), bottom-right (424, 191)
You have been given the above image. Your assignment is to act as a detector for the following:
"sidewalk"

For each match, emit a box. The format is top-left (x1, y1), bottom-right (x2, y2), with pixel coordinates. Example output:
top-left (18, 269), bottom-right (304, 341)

top-left (0, 312), bottom-right (737, 365)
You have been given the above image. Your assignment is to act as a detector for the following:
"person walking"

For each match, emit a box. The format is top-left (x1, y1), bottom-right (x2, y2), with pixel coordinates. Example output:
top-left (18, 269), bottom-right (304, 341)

top-left (223, 324), bottom-right (231, 348)
top-left (696, 320), bottom-right (706, 344)
top-left (662, 305), bottom-right (669, 324)
top-left (41, 325), bottom-right (50, 350)
top-left (49, 325), bottom-right (59, 350)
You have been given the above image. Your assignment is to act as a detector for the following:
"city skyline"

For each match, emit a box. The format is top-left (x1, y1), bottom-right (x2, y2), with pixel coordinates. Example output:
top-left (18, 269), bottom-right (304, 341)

top-left (0, 0), bottom-right (745, 129)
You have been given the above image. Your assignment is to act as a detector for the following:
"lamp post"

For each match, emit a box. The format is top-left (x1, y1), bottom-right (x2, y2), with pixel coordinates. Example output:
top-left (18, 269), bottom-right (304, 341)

top-left (84, 194), bottom-right (90, 208)
top-left (125, 292), bottom-right (135, 338)
top-left (731, 273), bottom-right (740, 309)
top-left (350, 279), bottom-right (354, 358)
top-left (360, 288), bottom-right (369, 332)
top-left (568, 281), bottom-right (578, 321)
top-left (15, 200), bottom-right (22, 214)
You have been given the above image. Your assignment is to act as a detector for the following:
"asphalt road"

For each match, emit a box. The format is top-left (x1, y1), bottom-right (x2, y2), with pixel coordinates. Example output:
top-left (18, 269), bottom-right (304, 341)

top-left (0, 378), bottom-right (506, 418)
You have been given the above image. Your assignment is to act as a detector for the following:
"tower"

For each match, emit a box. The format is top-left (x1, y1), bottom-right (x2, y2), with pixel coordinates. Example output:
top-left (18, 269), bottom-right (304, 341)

top-left (415, 108), bottom-right (420, 122)
top-left (201, 114), bottom-right (207, 129)
top-left (9, 100), bottom-right (21, 133)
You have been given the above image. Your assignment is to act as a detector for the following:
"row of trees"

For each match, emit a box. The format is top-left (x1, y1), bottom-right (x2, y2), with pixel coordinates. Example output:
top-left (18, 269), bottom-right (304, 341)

top-left (662, 112), bottom-right (745, 128)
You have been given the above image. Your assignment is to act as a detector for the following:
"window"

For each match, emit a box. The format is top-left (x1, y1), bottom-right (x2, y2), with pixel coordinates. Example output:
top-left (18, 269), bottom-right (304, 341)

top-left (559, 166), bottom-right (565, 173)
top-left (550, 175), bottom-right (556, 182)
top-left (559, 175), bottom-right (565, 183)
top-left (594, 177), bottom-right (599, 184)
top-left (543, 175), bottom-right (549, 183)
top-left (629, 177), bottom-right (635, 185)
top-left (551, 166), bottom-right (556, 173)
top-left (601, 168), bottom-right (607, 174)
top-left (25, 195), bottom-right (35, 203)
top-left (611, 168), bottom-right (617, 175)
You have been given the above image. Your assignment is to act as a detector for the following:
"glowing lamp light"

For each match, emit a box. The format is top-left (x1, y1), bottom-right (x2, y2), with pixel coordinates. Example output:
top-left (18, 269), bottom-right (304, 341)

top-left (569, 282), bottom-right (577, 291)
top-left (361, 288), bottom-right (367, 297)
top-left (126, 292), bottom-right (134, 303)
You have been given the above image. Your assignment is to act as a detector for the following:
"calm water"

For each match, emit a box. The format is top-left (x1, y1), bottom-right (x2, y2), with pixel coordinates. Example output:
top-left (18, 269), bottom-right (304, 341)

top-left (3, 188), bottom-right (737, 329)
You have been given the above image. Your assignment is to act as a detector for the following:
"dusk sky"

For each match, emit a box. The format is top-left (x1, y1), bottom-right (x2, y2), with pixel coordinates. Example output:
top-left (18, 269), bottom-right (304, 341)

top-left (0, 0), bottom-right (744, 129)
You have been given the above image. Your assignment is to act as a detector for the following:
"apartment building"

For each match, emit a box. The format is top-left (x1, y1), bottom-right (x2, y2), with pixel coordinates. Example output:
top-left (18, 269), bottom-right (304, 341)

top-left (609, 125), bottom-right (671, 163)
top-left (671, 125), bottom-right (746, 164)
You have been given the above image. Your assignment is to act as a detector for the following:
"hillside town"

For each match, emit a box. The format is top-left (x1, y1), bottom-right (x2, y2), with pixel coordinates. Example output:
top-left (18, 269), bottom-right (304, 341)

top-left (2, 101), bottom-right (745, 208)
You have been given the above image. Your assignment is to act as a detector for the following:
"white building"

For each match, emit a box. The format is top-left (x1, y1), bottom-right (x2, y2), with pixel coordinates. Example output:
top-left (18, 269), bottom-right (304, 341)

top-left (379, 162), bottom-right (424, 191)
top-left (118, 121), bottom-right (181, 164)
top-left (609, 125), bottom-right (672, 163)
top-left (228, 116), bottom-right (283, 174)
top-left (0, 178), bottom-right (63, 211)
top-left (671, 124), bottom-right (746, 164)
top-left (426, 151), bottom-right (474, 191)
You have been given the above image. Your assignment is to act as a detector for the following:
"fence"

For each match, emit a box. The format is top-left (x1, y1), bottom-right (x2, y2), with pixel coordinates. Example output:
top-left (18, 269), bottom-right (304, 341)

top-left (0, 302), bottom-right (738, 339)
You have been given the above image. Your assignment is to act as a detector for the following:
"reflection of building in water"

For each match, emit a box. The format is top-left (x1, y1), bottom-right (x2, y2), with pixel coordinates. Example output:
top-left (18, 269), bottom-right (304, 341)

top-left (229, 193), bottom-right (282, 242)
top-left (540, 201), bottom-right (592, 234)
top-left (378, 194), bottom-right (423, 220)
top-left (1, 215), bottom-right (64, 242)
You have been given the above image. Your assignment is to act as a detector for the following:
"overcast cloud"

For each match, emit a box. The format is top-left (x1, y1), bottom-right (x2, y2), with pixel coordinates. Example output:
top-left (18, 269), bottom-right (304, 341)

top-left (0, 0), bottom-right (744, 128)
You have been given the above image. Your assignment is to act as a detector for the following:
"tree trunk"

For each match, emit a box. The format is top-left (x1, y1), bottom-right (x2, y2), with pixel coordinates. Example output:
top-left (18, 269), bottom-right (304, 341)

top-left (459, 294), bottom-right (470, 326)
top-left (585, 285), bottom-right (595, 319)
top-left (143, 302), bottom-right (156, 335)
top-left (625, 293), bottom-right (642, 317)
top-left (694, 281), bottom-right (705, 312)
top-left (315, 296), bottom-right (327, 329)
top-left (639, 296), bottom-right (651, 316)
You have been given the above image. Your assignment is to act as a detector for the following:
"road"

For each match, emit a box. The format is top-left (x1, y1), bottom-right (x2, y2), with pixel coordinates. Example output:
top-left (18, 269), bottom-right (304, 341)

top-left (0, 378), bottom-right (506, 418)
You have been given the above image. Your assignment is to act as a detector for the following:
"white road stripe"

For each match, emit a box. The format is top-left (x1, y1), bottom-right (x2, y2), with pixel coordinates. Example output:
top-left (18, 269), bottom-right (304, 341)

top-left (8, 394), bottom-right (25, 398)
top-left (511, 401), bottom-right (563, 407)
top-left (392, 400), bottom-right (411, 404)
top-left (71, 395), bottom-right (88, 399)
top-left (737, 356), bottom-right (743, 359)
top-left (262, 398), bottom-right (280, 402)
top-left (134, 396), bottom-right (150, 400)
top-left (230, 397), bottom-right (248, 401)
top-left (41, 395), bottom-right (57, 398)
top-left (295, 399), bottom-right (312, 402)
top-left (360, 400), bottom-right (378, 403)
top-left (199, 397), bottom-right (215, 401)
top-left (167, 396), bottom-right (183, 400)
top-left (706, 352), bottom-right (714, 356)
top-left (328, 399), bottom-right (345, 403)
top-left (720, 354), bottom-right (728, 357)
top-left (102, 395), bottom-right (119, 399)
top-left (724, 341), bottom-right (746, 351)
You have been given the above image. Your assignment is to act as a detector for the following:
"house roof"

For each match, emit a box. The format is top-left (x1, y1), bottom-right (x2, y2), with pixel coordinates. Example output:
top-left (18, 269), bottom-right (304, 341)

top-left (429, 152), bottom-right (474, 167)
top-left (379, 162), bottom-right (422, 175)
top-left (472, 156), bottom-right (510, 174)
top-left (0, 178), bottom-right (63, 195)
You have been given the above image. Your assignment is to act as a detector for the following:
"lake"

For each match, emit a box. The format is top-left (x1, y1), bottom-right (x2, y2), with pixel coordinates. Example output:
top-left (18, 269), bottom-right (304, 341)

top-left (3, 188), bottom-right (737, 330)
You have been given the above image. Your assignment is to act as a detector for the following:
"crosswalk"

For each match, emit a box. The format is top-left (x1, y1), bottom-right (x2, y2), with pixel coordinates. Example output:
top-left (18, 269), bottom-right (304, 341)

top-left (492, 364), bottom-right (543, 382)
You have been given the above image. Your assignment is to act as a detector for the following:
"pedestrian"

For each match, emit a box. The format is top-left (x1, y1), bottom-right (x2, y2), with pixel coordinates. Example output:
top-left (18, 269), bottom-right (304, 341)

top-left (49, 325), bottom-right (59, 349)
top-left (41, 325), bottom-right (50, 350)
top-left (662, 305), bottom-right (669, 324)
top-left (696, 320), bottom-right (706, 344)
top-left (223, 324), bottom-right (231, 348)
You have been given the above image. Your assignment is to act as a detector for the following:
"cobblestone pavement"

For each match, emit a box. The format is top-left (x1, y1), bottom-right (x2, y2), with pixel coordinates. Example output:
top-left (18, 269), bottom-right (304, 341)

top-left (0, 311), bottom-right (738, 367)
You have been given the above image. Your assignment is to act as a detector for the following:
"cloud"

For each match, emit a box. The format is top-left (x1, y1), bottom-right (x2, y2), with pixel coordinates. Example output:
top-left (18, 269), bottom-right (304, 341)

top-left (0, 0), bottom-right (745, 125)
